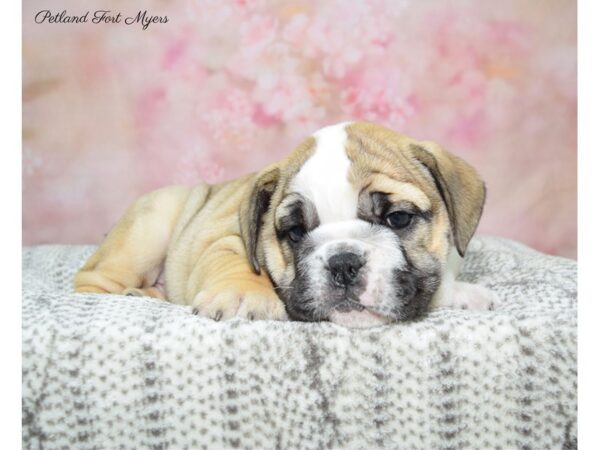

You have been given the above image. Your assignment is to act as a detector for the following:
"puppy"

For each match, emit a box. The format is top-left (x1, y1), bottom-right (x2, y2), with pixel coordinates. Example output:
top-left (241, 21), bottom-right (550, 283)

top-left (74, 122), bottom-right (497, 328)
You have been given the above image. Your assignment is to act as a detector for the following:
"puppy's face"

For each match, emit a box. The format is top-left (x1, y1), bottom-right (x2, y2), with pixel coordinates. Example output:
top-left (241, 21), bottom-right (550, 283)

top-left (242, 122), bottom-right (485, 327)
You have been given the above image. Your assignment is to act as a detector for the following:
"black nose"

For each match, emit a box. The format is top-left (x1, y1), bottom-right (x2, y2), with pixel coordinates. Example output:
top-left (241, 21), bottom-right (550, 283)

top-left (328, 252), bottom-right (364, 287)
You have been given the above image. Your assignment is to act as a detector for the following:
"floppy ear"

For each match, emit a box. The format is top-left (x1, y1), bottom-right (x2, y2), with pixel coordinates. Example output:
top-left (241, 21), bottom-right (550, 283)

top-left (240, 166), bottom-right (280, 274)
top-left (410, 142), bottom-right (486, 257)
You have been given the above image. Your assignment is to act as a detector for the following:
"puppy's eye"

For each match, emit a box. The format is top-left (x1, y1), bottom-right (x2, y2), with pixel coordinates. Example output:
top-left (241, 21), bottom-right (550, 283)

top-left (385, 211), bottom-right (413, 229)
top-left (287, 226), bottom-right (306, 243)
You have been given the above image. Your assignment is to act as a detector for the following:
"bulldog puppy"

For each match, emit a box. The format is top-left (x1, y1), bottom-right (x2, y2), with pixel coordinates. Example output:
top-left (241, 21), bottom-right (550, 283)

top-left (74, 122), bottom-right (497, 327)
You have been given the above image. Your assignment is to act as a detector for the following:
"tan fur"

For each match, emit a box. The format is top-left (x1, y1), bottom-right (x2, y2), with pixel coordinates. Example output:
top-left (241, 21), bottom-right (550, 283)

top-left (75, 185), bottom-right (192, 294)
top-left (75, 175), bottom-right (286, 320)
top-left (410, 140), bottom-right (486, 256)
top-left (345, 122), bottom-right (484, 259)
top-left (366, 175), bottom-right (432, 212)
top-left (243, 137), bottom-right (317, 285)
top-left (345, 124), bottom-right (447, 262)
top-left (74, 122), bottom-right (484, 321)
top-left (74, 138), bottom-right (316, 320)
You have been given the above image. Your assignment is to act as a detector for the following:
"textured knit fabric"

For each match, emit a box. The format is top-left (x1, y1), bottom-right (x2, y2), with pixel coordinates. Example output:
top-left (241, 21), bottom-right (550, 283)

top-left (22, 236), bottom-right (577, 450)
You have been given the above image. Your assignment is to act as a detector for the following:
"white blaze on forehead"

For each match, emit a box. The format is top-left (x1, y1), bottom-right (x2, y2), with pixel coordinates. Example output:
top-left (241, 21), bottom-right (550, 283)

top-left (290, 122), bottom-right (357, 224)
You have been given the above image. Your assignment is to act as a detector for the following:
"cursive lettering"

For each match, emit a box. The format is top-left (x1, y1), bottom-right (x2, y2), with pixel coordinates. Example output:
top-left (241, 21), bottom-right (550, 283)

top-left (125, 10), bottom-right (169, 31)
top-left (92, 10), bottom-right (122, 25)
top-left (35, 10), bottom-right (89, 24)
top-left (34, 10), bottom-right (169, 30)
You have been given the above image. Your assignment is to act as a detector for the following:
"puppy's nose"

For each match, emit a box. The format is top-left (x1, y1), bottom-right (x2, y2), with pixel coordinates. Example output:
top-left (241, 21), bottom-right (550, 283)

top-left (328, 252), bottom-right (364, 287)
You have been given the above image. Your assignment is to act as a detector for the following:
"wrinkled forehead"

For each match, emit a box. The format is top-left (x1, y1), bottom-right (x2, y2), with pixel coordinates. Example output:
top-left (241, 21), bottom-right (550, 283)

top-left (287, 122), bottom-right (432, 223)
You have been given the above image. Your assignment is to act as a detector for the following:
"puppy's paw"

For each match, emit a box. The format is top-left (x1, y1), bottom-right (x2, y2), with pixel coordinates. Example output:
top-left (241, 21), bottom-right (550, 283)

top-left (451, 282), bottom-right (498, 311)
top-left (191, 285), bottom-right (288, 321)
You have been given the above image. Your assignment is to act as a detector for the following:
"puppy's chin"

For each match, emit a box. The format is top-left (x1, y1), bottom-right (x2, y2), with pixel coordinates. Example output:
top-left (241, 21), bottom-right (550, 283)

top-left (329, 309), bottom-right (391, 328)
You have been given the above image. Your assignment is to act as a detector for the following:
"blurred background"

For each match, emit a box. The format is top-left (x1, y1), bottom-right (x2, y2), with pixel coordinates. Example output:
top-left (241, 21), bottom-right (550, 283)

top-left (23, 0), bottom-right (577, 258)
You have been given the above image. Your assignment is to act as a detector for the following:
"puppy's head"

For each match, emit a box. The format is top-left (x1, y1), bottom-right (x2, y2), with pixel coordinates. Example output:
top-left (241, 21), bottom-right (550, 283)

top-left (240, 122), bottom-right (485, 327)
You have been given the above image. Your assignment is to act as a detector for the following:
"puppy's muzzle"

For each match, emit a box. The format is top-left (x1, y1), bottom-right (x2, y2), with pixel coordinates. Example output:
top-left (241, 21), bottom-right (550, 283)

top-left (328, 252), bottom-right (365, 288)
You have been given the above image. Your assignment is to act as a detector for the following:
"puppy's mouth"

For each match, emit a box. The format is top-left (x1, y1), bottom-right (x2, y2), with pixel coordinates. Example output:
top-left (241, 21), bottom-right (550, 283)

top-left (329, 294), bottom-right (392, 327)
top-left (333, 296), bottom-right (365, 313)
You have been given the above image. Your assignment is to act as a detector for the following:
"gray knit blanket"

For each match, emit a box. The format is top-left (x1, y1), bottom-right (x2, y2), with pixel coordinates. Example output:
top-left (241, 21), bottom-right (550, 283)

top-left (22, 236), bottom-right (577, 450)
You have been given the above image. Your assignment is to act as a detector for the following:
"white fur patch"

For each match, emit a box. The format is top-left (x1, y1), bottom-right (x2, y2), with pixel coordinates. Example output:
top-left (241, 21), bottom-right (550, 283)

top-left (290, 122), bottom-right (357, 224)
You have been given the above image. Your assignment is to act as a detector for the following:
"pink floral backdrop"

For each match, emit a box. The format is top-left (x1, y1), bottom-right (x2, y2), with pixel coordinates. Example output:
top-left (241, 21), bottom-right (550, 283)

top-left (22, 0), bottom-right (577, 258)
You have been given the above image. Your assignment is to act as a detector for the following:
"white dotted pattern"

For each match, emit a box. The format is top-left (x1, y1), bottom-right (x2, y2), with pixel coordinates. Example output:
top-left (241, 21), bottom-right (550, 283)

top-left (22, 237), bottom-right (577, 450)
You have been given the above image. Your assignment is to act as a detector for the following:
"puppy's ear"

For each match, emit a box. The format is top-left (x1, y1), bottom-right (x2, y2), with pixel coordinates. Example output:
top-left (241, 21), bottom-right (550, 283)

top-left (410, 142), bottom-right (486, 257)
top-left (240, 166), bottom-right (280, 274)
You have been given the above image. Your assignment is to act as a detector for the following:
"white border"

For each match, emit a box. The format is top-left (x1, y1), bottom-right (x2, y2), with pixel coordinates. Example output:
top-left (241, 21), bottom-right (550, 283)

top-left (579, 0), bottom-right (598, 447)
top-left (0, 0), bottom-right (22, 447)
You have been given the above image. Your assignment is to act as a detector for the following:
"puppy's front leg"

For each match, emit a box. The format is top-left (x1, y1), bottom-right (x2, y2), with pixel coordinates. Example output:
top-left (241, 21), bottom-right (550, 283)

top-left (429, 249), bottom-right (498, 311)
top-left (189, 236), bottom-right (288, 321)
